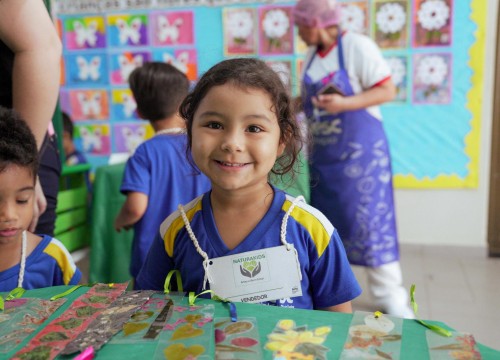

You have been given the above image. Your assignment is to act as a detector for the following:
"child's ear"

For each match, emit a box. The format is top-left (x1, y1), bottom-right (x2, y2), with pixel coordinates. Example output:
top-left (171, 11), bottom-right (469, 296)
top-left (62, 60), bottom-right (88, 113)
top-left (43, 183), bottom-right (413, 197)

top-left (277, 141), bottom-right (286, 157)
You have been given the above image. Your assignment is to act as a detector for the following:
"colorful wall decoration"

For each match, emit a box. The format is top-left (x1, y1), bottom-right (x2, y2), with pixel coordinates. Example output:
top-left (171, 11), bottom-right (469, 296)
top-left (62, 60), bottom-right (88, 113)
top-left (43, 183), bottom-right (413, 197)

top-left (52, 0), bottom-right (486, 188)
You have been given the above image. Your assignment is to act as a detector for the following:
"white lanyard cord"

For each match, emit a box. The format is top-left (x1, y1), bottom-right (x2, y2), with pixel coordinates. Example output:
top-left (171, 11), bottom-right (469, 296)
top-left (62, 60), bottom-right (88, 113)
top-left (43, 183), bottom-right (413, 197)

top-left (18, 230), bottom-right (27, 288)
top-left (280, 196), bottom-right (305, 281)
top-left (178, 204), bottom-right (213, 290)
top-left (178, 194), bottom-right (306, 290)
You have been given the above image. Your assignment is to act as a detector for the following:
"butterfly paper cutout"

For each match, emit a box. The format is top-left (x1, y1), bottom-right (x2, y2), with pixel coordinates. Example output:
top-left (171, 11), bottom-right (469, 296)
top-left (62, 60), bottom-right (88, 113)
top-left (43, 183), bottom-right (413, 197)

top-left (116, 18), bottom-right (142, 45)
top-left (76, 56), bottom-right (101, 81)
top-left (80, 127), bottom-right (103, 152)
top-left (162, 52), bottom-right (189, 74)
top-left (73, 20), bottom-right (98, 47)
top-left (121, 93), bottom-right (137, 117)
top-left (157, 16), bottom-right (183, 43)
top-left (76, 92), bottom-right (102, 118)
top-left (122, 127), bottom-right (146, 153)
top-left (119, 54), bottom-right (144, 82)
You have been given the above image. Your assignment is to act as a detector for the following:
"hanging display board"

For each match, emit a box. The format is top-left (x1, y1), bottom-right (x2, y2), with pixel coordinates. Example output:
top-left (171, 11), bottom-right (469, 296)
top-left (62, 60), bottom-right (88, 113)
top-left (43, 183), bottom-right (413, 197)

top-left (52, 0), bottom-right (485, 188)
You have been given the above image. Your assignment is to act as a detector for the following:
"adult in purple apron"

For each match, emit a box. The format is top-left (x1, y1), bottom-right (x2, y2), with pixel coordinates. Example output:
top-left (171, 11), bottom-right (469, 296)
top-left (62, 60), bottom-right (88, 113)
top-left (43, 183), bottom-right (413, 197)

top-left (293, 0), bottom-right (414, 318)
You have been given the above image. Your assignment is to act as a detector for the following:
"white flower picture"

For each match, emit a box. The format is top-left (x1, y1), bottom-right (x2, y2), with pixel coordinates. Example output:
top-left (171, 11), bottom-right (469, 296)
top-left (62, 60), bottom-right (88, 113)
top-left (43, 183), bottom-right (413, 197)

top-left (376, 2), bottom-right (406, 34)
top-left (374, 1), bottom-right (408, 49)
top-left (385, 56), bottom-right (407, 102)
top-left (417, 0), bottom-right (450, 31)
top-left (413, 0), bottom-right (452, 47)
top-left (413, 54), bottom-right (451, 104)
top-left (262, 9), bottom-right (290, 39)
top-left (416, 55), bottom-right (448, 86)
top-left (386, 57), bottom-right (406, 87)
top-left (223, 8), bottom-right (256, 55)
top-left (259, 6), bottom-right (294, 55)
top-left (340, 4), bottom-right (366, 33)
top-left (227, 10), bottom-right (254, 40)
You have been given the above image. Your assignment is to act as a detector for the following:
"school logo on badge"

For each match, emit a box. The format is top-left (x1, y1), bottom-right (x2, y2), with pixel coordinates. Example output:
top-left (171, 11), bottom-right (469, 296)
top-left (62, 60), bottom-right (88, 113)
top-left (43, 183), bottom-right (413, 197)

top-left (240, 260), bottom-right (261, 278)
top-left (232, 253), bottom-right (270, 286)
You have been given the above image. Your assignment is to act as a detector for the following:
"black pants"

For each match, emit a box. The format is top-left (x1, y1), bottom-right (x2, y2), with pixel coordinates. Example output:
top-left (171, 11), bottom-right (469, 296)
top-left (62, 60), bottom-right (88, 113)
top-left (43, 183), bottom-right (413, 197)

top-left (35, 134), bottom-right (61, 237)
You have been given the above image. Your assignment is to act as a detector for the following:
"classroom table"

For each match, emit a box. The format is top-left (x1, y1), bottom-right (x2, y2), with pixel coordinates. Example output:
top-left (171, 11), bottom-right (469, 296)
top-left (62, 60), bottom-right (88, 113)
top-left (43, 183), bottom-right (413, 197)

top-left (2, 285), bottom-right (499, 359)
top-left (89, 154), bottom-right (310, 284)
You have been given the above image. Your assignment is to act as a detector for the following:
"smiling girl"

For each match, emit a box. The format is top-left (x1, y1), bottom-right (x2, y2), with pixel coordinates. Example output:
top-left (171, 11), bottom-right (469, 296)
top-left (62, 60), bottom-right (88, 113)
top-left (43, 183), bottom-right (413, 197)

top-left (136, 58), bottom-right (360, 312)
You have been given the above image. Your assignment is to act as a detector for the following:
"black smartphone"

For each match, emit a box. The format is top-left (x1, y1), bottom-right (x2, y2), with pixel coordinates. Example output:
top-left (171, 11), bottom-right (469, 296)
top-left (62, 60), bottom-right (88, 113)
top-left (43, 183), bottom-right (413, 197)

top-left (317, 83), bottom-right (344, 96)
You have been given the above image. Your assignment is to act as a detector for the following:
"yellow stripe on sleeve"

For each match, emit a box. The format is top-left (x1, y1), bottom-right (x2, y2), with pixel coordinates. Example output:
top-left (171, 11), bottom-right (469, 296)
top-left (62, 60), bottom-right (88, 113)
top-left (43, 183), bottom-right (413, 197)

top-left (282, 195), bottom-right (334, 258)
top-left (43, 238), bottom-right (77, 285)
top-left (160, 196), bottom-right (203, 258)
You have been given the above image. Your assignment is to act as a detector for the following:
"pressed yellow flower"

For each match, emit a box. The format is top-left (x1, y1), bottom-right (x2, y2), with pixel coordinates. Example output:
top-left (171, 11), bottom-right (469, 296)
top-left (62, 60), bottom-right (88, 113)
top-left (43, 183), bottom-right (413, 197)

top-left (277, 319), bottom-right (295, 331)
top-left (266, 330), bottom-right (325, 352)
top-left (314, 326), bottom-right (331, 336)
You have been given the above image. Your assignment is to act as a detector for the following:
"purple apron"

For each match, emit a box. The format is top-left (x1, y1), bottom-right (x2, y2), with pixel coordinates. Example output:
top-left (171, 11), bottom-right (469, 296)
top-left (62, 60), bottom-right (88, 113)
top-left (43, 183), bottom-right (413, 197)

top-left (302, 35), bottom-right (399, 267)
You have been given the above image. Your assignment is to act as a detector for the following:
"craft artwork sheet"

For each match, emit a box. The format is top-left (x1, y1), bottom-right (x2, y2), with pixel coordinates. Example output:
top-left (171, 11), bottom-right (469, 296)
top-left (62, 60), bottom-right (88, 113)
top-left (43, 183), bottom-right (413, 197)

top-left (11, 283), bottom-right (127, 360)
top-left (0, 298), bottom-right (66, 353)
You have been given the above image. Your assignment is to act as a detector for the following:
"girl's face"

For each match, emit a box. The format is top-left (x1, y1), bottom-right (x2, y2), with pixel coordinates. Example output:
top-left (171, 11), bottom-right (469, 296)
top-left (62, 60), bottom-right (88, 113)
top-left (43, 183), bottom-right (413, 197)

top-left (0, 165), bottom-right (35, 245)
top-left (191, 83), bottom-right (286, 194)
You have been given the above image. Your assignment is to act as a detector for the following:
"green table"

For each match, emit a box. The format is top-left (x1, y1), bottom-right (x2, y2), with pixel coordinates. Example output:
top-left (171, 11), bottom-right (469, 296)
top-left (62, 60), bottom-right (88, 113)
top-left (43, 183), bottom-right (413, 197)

top-left (2, 286), bottom-right (499, 360)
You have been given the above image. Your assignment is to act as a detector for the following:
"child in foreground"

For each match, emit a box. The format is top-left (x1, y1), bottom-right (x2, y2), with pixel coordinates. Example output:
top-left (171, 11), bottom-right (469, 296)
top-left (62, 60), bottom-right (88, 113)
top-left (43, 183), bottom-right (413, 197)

top-left (114, 62), bottom-right (210, 280)
top-left (136, 58), bottom-right (361, 311)
top-left (0, 107), bottom-right (81, 292)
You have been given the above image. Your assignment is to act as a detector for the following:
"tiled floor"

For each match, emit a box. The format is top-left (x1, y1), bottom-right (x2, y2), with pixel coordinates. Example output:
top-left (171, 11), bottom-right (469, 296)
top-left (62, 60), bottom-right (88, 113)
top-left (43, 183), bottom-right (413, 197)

top-left (75, 243), bottom-right (500, 350)
top-left (351, 243), bottom-right (500, 350)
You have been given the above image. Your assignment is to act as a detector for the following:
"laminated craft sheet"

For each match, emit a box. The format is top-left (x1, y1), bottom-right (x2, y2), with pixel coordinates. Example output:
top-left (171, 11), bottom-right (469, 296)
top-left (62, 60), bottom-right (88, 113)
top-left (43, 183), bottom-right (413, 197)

top-left (52, 0), bottom-right (485, 188)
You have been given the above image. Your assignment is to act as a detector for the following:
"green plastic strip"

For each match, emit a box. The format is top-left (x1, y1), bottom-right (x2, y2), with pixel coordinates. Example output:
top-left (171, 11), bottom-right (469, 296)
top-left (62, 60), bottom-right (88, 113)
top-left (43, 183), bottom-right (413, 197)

top-left (49, 282), bottom-right (98, 301)
top-left (0, 295), bottom-right (4, 311)
top-left (6, 287), bottom-right (25, 301)
top-left (410, 284), bottom-right (452, 337)
top-left (163, 270), bottom-right (184, 294)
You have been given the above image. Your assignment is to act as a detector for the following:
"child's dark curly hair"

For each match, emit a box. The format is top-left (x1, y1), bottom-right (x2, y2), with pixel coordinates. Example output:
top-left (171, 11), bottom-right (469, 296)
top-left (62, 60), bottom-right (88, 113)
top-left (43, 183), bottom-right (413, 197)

top-left (179, 58), bottom-right (303, 177)
top-left (0, 106), bottom-right (38, 182)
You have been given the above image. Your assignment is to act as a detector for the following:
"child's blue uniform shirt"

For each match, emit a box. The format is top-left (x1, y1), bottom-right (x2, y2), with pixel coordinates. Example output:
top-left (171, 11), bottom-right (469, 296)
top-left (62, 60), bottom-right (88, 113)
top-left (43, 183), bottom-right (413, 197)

top-left (0, 235), bottom-right (82, 292)
top-left (121, 134), bottom-right (211, 278)
top-left (136, 187), bottom-right (361, 309)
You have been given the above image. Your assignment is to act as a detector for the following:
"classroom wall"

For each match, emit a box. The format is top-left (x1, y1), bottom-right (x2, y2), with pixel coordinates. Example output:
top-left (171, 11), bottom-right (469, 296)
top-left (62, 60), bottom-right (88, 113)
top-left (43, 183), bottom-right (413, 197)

top-left (395, 0), bottom-right (498, 246)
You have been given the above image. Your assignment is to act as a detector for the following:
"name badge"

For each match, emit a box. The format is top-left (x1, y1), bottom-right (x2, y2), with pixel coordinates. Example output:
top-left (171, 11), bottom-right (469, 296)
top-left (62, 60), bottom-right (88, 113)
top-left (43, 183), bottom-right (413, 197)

top-left (207, 245), bottom-right (303, 304)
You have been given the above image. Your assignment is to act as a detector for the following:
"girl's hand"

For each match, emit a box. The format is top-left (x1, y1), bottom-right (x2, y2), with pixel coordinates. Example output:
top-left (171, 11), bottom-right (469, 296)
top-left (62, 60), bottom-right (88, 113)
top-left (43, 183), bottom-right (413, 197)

top-left (312, 94), bottom-right (349, 114)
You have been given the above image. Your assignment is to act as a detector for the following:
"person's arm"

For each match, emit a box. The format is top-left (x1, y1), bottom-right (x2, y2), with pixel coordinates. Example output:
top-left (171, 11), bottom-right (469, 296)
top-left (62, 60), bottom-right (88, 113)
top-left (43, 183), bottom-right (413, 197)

top-left (0, 0), bottom-right (62, 148)
top-left (114, 192), bottom-right (149, 232)
top-left (319, 301), bottom-right (353, 313)
top-left (312, 79), bottom-right (396, 114)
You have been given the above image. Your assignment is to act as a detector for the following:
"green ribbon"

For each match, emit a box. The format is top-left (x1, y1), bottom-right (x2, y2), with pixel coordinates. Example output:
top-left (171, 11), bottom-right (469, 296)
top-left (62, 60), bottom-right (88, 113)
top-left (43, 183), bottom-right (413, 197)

top-left (410, 284), bottom-right (452, 337)
top-left (164, 270), bottom-right (184, 294)
top-left (49, 282), bottom-right (98, 301)
top-left (188, 290), bottom-right (237, 321)
top-left (0, 287), bottom-right (25, 311)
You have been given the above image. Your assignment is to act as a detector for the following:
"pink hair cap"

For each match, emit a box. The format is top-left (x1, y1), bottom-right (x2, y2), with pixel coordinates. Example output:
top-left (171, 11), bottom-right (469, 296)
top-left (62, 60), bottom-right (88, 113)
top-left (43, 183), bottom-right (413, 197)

top-left (293, 0), bottom-right (341, 28)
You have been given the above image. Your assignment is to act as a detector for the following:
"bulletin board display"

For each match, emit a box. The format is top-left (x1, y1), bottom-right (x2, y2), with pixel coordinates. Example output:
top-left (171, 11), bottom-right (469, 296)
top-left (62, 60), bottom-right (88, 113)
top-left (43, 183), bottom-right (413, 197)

top-left (52, 0), bottom-right (486, 189)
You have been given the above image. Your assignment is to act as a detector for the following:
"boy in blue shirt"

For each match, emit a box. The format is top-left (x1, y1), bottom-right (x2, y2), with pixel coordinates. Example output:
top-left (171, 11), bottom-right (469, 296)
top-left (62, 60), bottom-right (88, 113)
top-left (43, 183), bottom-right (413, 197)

top-left (0, 107), bottom-right (81, 292)
top-left (114, 62), bottom-right (210, 280)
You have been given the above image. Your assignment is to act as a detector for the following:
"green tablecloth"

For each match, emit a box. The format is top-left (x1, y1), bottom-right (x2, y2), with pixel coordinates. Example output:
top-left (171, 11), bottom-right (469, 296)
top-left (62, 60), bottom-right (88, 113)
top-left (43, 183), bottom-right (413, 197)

top-left (2, 286), bottom-right (499, 360)
top-left (89, 156), bottom-right (310, 283)
top-left (89, 163), bottom-right (133, 283)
